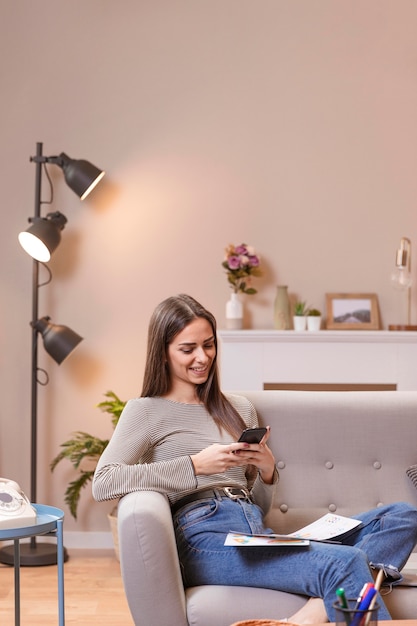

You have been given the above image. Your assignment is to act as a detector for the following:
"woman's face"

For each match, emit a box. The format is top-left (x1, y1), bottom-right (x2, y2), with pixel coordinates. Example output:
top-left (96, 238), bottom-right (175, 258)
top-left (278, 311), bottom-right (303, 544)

top-left (166, 317), bottom-right (216, 393)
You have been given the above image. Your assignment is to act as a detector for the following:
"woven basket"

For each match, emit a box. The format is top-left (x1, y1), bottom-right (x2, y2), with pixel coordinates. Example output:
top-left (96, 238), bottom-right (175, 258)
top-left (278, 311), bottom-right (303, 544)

top-left (230, 621), bottom-right (292, 626)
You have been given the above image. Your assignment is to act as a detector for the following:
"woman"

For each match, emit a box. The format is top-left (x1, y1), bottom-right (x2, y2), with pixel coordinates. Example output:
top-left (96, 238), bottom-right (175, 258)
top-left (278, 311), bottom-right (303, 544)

top-left (93, 294), bottom-right (417, 623)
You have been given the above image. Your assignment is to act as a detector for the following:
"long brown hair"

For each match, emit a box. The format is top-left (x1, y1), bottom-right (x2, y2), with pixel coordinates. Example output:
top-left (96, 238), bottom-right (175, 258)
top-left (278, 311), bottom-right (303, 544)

top-left (141, 294), bottom-right (246, 438)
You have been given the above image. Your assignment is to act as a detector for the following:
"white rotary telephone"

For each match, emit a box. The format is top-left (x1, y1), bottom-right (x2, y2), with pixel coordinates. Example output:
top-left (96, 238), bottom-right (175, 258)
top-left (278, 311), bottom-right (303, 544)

top-left (0, 478), bottom-right (37, 529)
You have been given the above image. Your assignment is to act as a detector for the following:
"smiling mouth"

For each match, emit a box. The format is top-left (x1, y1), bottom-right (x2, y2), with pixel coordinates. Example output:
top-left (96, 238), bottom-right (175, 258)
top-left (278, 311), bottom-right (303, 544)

top-left (190, 366), bottom-right (208, 374)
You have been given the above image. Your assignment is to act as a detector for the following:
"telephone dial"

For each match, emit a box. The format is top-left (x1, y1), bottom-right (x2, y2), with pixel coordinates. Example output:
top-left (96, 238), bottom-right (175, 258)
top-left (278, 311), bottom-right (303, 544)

top-left (0, 478), bottom-right (37, 529)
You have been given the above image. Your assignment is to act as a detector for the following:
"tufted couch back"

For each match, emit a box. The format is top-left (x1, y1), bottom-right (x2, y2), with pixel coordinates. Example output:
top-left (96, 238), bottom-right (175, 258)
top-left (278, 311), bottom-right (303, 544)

top-left (238, 390), bottom-right (417, 535)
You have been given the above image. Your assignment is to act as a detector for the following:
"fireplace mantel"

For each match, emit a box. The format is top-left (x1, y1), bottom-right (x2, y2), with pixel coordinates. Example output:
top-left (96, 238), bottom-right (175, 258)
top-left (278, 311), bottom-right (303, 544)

top-left (217, 330), bottom-right (417, 391)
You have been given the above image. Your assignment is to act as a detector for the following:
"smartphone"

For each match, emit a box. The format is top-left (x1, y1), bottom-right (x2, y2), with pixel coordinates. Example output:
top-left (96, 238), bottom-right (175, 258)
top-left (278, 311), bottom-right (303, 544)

top-left (238, 427), bottom-right (267, 444)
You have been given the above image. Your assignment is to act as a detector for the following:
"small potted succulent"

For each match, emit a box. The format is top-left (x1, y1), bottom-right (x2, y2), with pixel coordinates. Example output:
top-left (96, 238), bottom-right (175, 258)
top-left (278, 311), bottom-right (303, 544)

top-left (307, 307), bottom-right (322, 331)
top-left (293, 300), bottom-right (308, 331)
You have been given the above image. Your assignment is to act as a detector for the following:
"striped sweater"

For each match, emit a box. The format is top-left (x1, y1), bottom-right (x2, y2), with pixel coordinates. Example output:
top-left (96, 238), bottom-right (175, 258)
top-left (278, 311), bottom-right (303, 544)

top-left (92, 393), bottom-right (278, 514)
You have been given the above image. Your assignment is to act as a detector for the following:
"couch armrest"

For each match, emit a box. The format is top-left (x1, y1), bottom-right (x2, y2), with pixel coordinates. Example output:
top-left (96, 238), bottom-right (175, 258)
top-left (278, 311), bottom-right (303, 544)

top-left (117, 491), bottom-right (188, 626)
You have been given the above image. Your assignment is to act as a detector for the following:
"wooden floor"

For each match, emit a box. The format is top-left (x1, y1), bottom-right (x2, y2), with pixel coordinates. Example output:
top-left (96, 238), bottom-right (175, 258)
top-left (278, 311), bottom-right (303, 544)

top-left (0, 549), bottom-right (133, 625)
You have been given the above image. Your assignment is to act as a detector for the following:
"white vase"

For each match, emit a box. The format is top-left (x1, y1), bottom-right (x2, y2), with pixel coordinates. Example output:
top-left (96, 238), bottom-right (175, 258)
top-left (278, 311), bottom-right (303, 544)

top-left (307, 316), bottom-right (322, 331)
top-left (226, 293), bottom-right (243, 329)
top-left (293, 316), bottom-right (307, 331)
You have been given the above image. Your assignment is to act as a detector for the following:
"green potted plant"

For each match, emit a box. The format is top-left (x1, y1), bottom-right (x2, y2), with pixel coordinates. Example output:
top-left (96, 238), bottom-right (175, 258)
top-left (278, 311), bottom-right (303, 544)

top-left (306, 307), bottom-right (322, 331)
top-left (50, 390), bottom-right (126, 519)
top-left (293, 300), bottom-right (308, 331)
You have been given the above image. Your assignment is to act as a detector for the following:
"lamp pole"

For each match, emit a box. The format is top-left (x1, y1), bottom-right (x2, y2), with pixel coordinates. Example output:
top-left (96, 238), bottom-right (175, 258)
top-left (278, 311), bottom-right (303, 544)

top-left (30, 142), bottom-right (42, 507)
top-left (0, 143), bottom-right (68, 566)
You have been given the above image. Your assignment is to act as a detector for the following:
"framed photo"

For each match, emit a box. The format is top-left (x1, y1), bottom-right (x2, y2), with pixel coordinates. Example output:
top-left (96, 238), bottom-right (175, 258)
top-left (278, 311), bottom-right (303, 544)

top-left (325, 293), bottom-right (380, 330)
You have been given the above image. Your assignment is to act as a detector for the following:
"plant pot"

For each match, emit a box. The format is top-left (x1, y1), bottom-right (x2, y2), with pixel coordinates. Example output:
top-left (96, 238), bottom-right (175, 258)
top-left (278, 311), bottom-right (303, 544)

top-left (108, 507), bottom-right (120, 561)
top-left (293, 316), bottom-right (307, 331)
top-left (307, 315), bottom-right (322, 331)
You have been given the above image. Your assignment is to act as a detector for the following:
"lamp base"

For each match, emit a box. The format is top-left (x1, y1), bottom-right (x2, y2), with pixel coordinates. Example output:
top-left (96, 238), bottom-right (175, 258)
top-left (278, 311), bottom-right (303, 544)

top-left (388, 324), bottom-right (417, 331)
top-left (0, 541), bottom-right (69, 566)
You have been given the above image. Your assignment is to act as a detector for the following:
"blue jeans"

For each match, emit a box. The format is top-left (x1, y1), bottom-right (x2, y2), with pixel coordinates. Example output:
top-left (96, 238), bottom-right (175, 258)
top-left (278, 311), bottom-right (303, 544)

top-left (173, 496), bottom-right (417, 621)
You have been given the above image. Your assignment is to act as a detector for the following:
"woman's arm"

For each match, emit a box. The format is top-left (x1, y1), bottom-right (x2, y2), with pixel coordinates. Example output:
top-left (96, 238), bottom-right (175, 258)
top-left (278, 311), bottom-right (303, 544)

top-left (92, 399), bottom-right (198, 501)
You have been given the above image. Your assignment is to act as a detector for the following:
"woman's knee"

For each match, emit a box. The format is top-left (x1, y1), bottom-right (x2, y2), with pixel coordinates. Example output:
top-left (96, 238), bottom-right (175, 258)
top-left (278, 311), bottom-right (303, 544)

top-left (386, 501), bottom-right (417, 524)
top-left (403, 501), bottom-right (417, 517)
top-left (318, 544), bottom-right (370, 589)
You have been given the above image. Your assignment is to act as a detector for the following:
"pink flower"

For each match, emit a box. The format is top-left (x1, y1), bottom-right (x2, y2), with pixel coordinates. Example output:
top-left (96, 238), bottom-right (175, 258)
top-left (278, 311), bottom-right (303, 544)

top-left (222, 243), bottom-right (262, 295)
top-left (227, 255), bottom-right (241, 270)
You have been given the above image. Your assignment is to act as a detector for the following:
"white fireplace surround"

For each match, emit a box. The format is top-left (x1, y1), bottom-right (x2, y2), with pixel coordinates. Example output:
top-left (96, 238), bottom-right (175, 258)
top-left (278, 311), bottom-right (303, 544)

top-left (218, 330), bottom-right (417, 391)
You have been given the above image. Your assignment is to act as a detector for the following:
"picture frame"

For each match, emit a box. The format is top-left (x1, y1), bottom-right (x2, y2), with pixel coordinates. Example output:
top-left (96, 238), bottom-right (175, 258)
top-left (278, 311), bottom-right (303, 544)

top-left (325, 293), bottom-right (380, 330)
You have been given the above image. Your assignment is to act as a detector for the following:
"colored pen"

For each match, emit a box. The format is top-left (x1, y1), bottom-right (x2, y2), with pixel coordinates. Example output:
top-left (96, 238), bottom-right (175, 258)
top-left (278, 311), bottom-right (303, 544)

top-left (363, 570), bottom-right (384, 626)
top-left (351, 586), bottom-right (377, 626)
top-left (358, 586), bottom-right (376, 611)
top-left (363, 592), bottom-right (379, 626)
top-left (336, 587), bottom-right (351, 625)
top-left (354, 582), bottom-right (373, 609)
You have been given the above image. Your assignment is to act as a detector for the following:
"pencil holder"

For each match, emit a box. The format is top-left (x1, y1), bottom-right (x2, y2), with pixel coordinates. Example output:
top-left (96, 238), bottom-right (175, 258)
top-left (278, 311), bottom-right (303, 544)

top-left (333, 598), bottom-right (379, 626)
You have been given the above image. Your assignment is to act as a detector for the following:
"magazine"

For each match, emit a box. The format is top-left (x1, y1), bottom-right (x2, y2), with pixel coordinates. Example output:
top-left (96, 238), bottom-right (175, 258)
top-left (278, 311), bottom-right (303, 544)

top-left (288, 512), bottom-right (362, 541)
top-left (225, 513), bottom-right (361, 547)
top-left (224, 532), bottom-right (310, 547)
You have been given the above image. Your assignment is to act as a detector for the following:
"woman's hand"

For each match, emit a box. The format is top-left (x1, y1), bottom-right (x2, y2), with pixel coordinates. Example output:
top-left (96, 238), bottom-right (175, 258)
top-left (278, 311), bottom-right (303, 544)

top-left (190, 427), bottom-right (276, 484)
top-left (233, 427), bottom-right (276, 484)
top-left (190, 443), bottom-right (248, 475)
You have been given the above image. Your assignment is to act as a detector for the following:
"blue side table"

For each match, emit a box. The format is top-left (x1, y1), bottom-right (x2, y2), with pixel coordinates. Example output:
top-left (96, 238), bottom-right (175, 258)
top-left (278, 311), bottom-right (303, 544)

top-left (0, 504), bottom-right (65, 626)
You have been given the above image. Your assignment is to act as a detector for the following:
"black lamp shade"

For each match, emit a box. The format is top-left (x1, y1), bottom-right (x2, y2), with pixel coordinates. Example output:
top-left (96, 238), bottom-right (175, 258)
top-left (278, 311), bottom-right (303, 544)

top-left (18, 212), bottom-right (67, 262)
top-left (59, 152), bottom-right (105, 200)
top-left (33, 316), bottom-right (83, 364)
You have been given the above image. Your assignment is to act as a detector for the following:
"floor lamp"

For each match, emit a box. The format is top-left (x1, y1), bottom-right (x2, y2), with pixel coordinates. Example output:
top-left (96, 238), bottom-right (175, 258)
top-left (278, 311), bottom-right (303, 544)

top-left (0, 142), bottom-right (104, 567)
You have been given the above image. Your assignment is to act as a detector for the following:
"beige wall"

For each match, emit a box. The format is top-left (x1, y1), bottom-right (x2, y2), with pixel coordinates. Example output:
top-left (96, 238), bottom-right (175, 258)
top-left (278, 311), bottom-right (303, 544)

top-left (1, 0), bottom-right (417, 534)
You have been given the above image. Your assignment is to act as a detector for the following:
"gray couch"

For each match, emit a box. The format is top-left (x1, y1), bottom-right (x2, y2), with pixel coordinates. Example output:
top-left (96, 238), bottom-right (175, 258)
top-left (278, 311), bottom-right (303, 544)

top-left (117, 390), bottom-right (417, 626)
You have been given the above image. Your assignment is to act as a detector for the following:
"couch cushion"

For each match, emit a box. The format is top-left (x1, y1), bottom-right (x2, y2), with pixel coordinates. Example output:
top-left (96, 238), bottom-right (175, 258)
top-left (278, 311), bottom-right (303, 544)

top-left (186, 586), bottom-right (306, 626)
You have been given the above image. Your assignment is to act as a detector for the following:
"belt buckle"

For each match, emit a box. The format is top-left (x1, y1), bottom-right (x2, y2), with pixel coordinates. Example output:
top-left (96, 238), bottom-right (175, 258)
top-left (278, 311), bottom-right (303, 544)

top-left (223, 487), bottom-right (249, 501)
